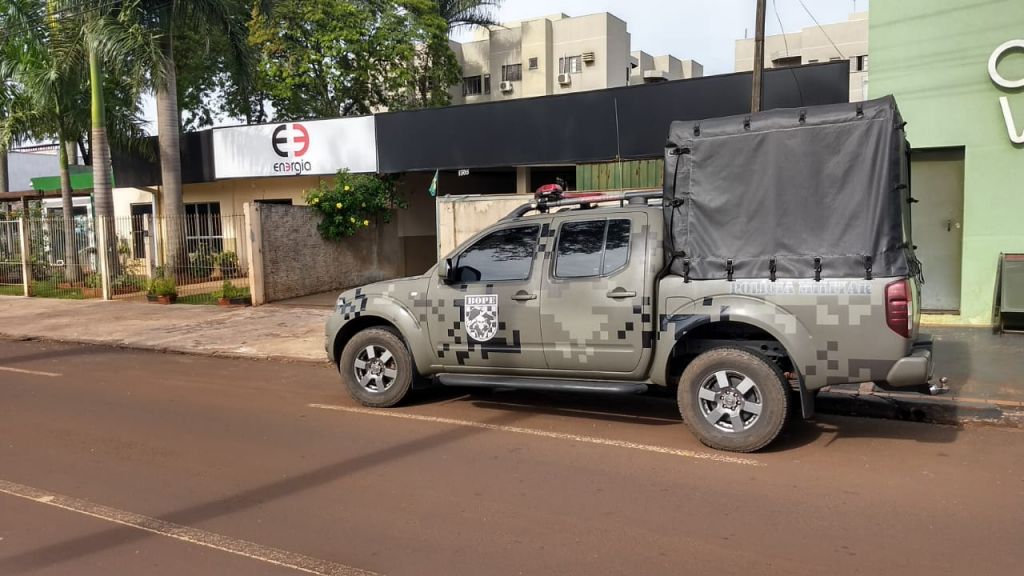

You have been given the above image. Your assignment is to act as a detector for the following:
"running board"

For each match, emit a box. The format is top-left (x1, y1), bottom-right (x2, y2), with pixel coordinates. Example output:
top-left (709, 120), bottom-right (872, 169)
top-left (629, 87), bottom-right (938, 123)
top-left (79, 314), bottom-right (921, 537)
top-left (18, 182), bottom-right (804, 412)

top-left (436, 374), bottom-right (648, 395)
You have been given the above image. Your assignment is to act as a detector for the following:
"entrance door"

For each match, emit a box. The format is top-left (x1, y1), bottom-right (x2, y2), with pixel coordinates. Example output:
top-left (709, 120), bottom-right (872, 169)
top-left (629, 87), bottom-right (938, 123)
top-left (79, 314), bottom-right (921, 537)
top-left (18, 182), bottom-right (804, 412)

top-left (911, 148), bottom-right (965, 312)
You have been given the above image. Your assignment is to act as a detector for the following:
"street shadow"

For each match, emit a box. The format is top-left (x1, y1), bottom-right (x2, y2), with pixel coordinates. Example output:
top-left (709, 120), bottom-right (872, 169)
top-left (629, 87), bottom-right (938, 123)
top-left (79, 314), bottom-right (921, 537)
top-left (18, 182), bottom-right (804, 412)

top-left (461, 388), bottom-right (682, 427)
top-left (0, 409), bottom-right (530, 574)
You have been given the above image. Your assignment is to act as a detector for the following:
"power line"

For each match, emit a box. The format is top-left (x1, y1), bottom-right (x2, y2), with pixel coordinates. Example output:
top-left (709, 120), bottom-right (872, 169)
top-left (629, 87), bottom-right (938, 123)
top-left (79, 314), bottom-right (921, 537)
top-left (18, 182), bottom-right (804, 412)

top-left (796, 0), bottom-right (846, 60)
top-left (772, 0), bottom-right (805, 106)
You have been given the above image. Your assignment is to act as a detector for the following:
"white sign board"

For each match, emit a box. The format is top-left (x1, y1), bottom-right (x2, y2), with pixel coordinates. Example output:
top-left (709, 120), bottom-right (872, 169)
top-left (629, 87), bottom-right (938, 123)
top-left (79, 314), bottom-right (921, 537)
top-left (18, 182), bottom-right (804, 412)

top-left (212, 116), bottom-right (378, 179)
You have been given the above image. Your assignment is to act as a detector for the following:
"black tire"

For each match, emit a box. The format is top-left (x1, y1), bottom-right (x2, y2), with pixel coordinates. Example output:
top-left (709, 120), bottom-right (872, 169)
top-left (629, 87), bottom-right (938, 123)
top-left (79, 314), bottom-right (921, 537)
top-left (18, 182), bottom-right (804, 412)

top-left (677, 347), bottom-right (789, 452)
top-left (339, 327), bottom-right (414, 408)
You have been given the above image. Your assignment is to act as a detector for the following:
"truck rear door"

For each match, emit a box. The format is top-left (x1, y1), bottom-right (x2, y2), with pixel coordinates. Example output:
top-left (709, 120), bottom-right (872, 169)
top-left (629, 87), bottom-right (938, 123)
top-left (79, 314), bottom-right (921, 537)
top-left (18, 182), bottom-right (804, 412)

top-left (539, 211), bottom-right (651, 373)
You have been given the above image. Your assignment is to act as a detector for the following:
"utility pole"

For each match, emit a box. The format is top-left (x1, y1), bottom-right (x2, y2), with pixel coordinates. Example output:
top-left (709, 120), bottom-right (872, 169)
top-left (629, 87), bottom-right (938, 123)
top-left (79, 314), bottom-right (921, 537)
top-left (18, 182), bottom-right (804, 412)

top-left (751, 0), bottom-right (767, 113)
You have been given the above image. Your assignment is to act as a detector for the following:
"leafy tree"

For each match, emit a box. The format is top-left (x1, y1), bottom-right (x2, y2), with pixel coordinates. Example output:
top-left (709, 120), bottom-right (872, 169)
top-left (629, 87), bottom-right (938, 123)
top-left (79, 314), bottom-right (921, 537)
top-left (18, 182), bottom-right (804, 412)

top-left (437, 0), bottom-right (501, 33)
top-left (248, 0), bottom-right (460, 120)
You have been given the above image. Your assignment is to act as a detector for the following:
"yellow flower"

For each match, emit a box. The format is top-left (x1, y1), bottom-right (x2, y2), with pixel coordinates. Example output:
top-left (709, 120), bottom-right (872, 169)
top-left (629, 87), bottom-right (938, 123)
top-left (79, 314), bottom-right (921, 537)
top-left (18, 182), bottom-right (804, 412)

top-left (344, 185), bottom-right (351, 191)
top-left (363, 219), bottom-right (369, 226)
top-left (335, 202), bottom-right (343, 209)
top-left (311, 197), bottom-right (319, 204)
top-left (349, 217), bottom-right (355, 223)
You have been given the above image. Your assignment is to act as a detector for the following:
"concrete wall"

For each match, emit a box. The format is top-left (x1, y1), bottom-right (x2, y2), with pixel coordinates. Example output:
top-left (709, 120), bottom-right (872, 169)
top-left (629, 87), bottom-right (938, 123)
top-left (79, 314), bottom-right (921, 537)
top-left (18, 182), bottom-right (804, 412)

top-left (870, 0), bottom-right (1024, 325)
top-left (113, 175), bottom-right (316, 221)
top-left (256, 203), bottom-right (403, 303)
top-left (437, 194), bottom-right (528, 259)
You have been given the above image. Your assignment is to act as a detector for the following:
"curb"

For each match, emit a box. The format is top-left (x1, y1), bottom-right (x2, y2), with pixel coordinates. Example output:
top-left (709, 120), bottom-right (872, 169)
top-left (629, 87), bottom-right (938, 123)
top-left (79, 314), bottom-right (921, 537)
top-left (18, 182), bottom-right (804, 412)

top-left (0, 333), bottom-right (332, 366)
top-left (816, 388), bottom-right (1024, 428)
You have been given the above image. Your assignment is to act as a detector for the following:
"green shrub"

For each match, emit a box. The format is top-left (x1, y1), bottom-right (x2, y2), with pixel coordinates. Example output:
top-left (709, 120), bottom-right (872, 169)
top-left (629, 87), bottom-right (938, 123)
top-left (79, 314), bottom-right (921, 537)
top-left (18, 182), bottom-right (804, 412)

top-left (305, 170), bottom-right (406, 240)
top-left (216, 251), bottom-right (240, 278)
top-left (148, 270), bottom-right (177, 297)
top-left (214, 280), bottom-right (248, 300)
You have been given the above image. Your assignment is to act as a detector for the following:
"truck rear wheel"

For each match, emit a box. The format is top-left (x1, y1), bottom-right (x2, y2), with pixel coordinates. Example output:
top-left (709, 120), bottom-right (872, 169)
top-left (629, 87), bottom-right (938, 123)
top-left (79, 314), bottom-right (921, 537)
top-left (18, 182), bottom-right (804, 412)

top-left (677, 347), bottom-right (789, 452)
top-left (340, 327), bottom-right (414, 408)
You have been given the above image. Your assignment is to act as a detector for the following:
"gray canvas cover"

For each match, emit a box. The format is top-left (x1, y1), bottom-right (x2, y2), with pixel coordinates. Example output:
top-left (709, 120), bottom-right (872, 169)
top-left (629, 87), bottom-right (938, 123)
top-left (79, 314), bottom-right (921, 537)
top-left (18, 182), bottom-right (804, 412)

top-left (663, 96), bottom-right (913, 280)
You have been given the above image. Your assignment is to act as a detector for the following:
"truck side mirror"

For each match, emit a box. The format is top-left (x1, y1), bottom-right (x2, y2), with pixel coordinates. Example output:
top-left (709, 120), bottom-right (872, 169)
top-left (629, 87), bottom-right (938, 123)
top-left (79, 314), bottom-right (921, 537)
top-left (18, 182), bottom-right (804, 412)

top-left (443, 258), bottom-right (456, 284)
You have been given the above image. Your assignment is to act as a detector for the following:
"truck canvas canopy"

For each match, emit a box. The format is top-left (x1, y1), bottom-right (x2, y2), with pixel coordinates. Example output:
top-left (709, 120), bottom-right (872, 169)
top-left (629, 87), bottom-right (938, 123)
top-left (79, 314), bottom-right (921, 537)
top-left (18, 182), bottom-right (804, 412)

top-left (662, 96), bottom-right (913, 281)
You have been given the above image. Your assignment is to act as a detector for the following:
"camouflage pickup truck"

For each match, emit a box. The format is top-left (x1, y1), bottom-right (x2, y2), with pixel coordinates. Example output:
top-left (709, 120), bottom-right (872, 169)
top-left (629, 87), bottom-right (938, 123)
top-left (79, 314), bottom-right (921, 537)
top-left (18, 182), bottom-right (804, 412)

top-left (326, 97), bottom-right (937, 452)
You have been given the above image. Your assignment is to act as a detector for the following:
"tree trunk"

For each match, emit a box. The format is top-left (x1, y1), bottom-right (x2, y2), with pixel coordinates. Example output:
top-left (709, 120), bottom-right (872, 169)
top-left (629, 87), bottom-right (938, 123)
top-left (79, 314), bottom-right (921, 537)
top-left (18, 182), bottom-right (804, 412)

top-left (0, 148), bottom-right (9, 217)
top-left (156, 36), bottom-right (184, 275)
top-left (58, 141), bottom-right (82, 282)
top-left (89, 42), bottom-right (117, 279)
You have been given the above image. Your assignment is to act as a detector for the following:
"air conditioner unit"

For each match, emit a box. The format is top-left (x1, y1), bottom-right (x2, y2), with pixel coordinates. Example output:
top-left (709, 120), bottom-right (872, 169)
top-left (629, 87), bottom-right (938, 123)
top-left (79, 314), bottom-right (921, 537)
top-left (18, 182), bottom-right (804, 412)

top-left (557, 73), bottom-right (572, 85)
top-left (499, 80), bottom-right (514, 92)
top-left (582, 51), bottom-right (596, 63)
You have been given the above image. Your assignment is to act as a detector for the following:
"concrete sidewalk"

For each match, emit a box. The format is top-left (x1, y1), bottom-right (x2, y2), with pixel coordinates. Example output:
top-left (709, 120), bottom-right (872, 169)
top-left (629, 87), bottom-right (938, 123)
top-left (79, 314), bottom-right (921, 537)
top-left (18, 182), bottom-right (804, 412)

top-left (0, 296), bottom-right (331, 363)
top-left (1, 295), bottom-right (1021, 426)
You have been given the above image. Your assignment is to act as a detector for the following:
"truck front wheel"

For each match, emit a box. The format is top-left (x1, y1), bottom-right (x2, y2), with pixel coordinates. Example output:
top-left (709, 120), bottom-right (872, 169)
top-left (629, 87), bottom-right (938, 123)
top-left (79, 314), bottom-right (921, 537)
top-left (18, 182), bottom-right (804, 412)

top-left (677, 347), bottom-right (789, 452)
top-left (340, 327), bottom-right (414, 408)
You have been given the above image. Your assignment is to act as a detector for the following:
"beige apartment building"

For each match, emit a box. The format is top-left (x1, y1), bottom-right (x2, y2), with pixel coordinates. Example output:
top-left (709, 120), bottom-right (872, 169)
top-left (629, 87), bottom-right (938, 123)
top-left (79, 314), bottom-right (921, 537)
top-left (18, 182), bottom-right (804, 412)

top-left (451, 12), bottom-right (702, 104)
top-left (735, 11), bottom-right (868, 102)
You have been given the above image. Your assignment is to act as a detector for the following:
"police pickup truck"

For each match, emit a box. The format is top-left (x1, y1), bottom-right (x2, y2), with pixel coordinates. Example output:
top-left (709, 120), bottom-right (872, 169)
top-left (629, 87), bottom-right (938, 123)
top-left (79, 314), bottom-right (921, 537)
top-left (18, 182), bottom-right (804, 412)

top-left (326, 97), bottom-right (936, 452)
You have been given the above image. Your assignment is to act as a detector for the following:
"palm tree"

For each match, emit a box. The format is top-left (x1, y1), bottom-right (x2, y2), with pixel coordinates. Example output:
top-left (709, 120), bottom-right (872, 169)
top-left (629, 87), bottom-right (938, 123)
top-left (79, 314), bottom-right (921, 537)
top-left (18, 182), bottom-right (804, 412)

top-left (103, 0), bottom-right (252, 272)
top-left (3, 0), bottom-right (148, 281)
top-left (437, 0), bottom-right (502, 33)
top-left (0, 0), bottom-right (88, 280)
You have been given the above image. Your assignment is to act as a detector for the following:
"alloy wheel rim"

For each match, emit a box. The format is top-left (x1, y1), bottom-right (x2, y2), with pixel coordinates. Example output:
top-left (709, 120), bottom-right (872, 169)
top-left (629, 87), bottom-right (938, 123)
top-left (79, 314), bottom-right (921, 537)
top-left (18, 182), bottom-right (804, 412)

top-left (697, 369), bottom-right (764, 433)
top-left (353, 344), bottom-right (398, 393)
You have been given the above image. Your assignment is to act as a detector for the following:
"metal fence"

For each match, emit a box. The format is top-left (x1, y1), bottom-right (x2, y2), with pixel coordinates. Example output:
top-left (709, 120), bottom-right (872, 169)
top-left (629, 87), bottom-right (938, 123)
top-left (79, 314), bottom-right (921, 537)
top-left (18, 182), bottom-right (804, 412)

top-left (0, 220), bottom-right (23, 296)
top-left (110, 213), bottom-right (251, 304)
top-left (23, 216), bottom-right (102, 300)
top-left (0, 213), bottom-right (251, 305)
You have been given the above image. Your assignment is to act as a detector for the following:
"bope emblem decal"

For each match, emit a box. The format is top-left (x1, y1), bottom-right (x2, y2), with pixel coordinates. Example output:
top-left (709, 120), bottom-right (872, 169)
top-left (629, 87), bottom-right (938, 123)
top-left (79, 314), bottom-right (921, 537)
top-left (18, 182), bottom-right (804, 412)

top-left (465, 295), bottom-right (499, 342)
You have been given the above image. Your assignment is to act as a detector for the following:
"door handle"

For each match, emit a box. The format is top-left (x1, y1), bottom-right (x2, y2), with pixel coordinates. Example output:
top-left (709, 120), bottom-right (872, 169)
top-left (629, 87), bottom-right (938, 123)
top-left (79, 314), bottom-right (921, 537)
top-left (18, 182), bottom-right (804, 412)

top-left (511, 291), bottom-right (537, 301)
top-left (606, 288), bottom-right (637, 299)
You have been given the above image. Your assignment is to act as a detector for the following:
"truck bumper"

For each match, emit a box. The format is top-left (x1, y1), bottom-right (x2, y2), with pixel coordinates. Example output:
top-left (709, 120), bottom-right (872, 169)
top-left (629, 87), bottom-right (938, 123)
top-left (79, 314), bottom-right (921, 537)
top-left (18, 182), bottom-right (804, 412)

top-left (881, 334), bottom-right (935, 389)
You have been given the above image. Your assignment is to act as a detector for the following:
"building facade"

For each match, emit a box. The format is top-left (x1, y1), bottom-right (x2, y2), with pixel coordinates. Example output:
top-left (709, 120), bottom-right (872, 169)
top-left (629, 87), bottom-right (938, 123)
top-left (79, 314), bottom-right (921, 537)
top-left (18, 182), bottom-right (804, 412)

top-left (735, 11), bottom-right (868, 102)
top-left (451, 12), bottom-right (701, 105)
top-left (871, 0), bottom-right (1024, 326)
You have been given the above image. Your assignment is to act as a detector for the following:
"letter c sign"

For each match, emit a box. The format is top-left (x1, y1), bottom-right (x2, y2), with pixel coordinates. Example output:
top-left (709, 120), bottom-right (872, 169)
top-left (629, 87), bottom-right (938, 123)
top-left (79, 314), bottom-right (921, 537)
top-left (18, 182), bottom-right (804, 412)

top-left (989, 40), bottom-right (1024, 89)
top-left (989, 40), bottom-right (1024, 144)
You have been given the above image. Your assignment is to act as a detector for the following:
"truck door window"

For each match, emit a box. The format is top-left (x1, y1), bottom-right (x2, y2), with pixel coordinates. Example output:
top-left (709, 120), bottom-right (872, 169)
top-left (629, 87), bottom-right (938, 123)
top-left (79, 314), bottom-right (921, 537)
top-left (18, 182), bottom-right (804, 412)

top-left (603, 219), bottom-right (630, 274)
top-left (554, 219), bottom-right (631, 279)
top-left (454, 225), bottom-right (539, 282)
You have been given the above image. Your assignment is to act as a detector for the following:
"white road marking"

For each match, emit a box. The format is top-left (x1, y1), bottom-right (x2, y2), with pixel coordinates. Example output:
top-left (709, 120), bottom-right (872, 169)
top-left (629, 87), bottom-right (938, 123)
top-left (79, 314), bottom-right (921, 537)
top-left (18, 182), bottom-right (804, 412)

top-left (0, 365), bottom-right (61, 377)
top-left (0, 479), bottom-right (378, 576)
top-left (308, 404), bottom-right (762, 467)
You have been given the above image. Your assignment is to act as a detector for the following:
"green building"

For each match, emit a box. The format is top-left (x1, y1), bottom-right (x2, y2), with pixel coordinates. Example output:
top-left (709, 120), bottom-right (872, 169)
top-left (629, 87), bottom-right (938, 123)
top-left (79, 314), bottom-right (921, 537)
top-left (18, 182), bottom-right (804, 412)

top-left (871, 0), bottom-right (1024, 325)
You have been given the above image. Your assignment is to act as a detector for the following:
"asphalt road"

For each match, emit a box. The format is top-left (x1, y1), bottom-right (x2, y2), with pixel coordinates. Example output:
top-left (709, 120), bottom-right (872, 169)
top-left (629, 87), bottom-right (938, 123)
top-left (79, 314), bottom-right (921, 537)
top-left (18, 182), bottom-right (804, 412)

top-left (1, 339), bottom-right (1022, 576)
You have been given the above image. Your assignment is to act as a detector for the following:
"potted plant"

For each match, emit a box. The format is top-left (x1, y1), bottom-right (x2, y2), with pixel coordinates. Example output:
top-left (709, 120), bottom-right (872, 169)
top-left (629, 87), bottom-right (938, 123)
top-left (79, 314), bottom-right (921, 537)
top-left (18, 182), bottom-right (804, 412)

top-left (214, 280), bottom-right (250, 307)
top-left (80, 272), bottom-right (101, 298)
top-left (216, 251), bottom-right (241, 279)
top-left (148, 273), bottom-right (177, 304)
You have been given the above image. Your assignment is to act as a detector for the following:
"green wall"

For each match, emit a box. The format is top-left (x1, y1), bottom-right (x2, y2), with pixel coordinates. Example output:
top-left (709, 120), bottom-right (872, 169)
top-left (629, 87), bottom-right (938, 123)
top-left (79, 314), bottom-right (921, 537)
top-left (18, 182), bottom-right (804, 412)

top-left (576, 160), bottom-right (663, 191)
top-left (871, 0), bottom-right (1024, 325)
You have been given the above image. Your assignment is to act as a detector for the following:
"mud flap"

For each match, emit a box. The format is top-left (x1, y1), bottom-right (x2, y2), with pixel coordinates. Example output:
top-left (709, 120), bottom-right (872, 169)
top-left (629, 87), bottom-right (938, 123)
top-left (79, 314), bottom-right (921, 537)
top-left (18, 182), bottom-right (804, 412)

top-left (798, 374), bottom-right (816, 419)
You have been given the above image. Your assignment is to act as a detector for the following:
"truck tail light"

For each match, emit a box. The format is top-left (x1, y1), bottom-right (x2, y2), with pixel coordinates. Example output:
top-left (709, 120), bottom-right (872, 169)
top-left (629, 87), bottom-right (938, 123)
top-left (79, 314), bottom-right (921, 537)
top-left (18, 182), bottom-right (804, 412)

top-left (885, 279), bottom-right (912, 338)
